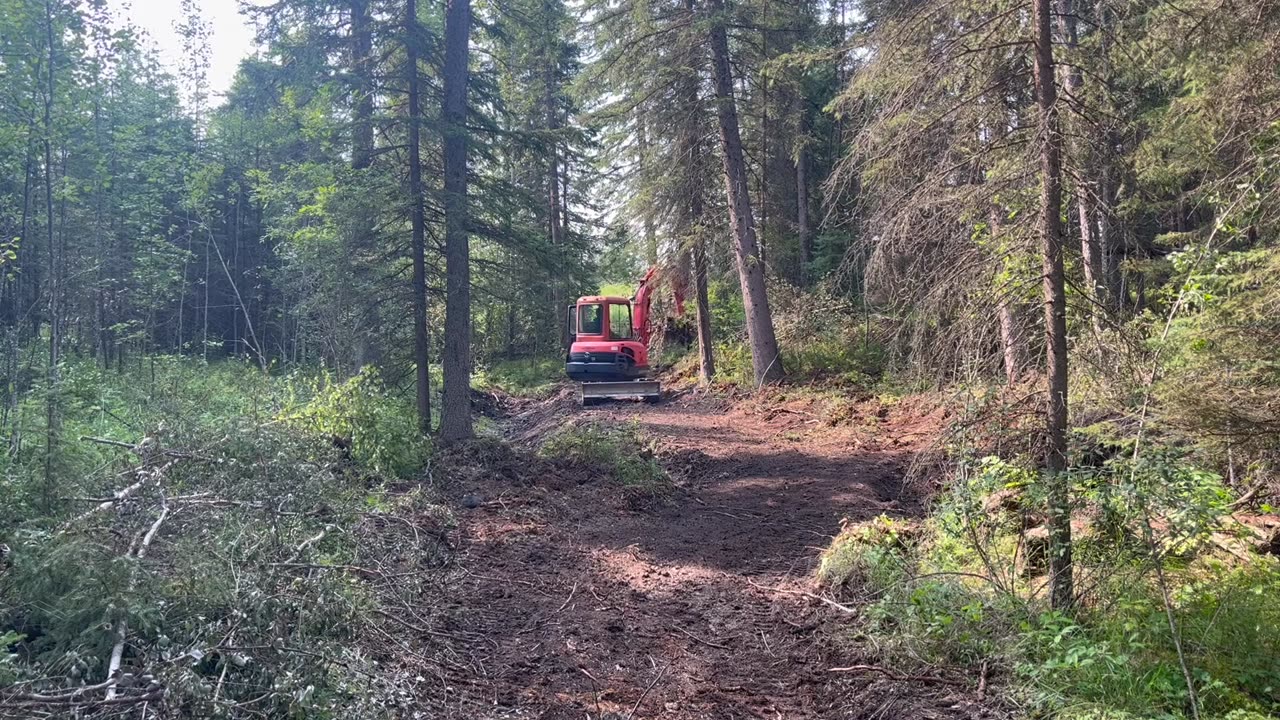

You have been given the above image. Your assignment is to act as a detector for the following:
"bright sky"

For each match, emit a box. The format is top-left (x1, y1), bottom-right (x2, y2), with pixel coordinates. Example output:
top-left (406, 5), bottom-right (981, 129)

top-left (109, 0), bottom-right (260, 102)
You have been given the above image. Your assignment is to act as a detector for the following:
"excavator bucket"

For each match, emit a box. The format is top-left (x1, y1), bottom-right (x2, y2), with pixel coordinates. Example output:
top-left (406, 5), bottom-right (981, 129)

top-left (578, 380), bottom-right (661, 405)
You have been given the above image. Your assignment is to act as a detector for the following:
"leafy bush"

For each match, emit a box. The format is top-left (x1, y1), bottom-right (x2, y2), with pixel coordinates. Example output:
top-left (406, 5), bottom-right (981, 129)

top-left (1015, 566), bottom-right (1280, 718)
top-left (281, 366), bottom-right (431, 478)
top-left (818, 514), bottom-right (912, 597)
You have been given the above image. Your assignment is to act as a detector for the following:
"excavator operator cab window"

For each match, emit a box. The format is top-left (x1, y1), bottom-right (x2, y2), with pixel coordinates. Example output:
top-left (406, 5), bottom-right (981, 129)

top-left (579, 303), bottom-right (603, 335)
top-left (609, 303), bottom-right (633, 340)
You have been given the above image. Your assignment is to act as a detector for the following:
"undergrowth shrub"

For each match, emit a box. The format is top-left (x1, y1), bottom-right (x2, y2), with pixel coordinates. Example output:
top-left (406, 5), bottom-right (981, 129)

top-left (281, 366), bottom-right (430, 478)
top-left (690, 277), bottom-right (886, 389)
top-left (474, 357), bottom-right (562, 397)
top-left (818, 515), bottom-right (912, 597)
top-left (822, 435), bottom-right (1280, 719)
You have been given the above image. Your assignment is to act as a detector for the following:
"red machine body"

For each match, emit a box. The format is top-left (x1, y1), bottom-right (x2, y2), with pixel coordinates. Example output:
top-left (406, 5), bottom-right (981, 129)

top-left (564, 268), bottom-right (662, 382)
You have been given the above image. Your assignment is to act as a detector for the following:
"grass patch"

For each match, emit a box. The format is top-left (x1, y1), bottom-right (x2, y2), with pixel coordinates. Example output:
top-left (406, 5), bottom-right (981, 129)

top-left (537, 421), bottom-right (671, 500)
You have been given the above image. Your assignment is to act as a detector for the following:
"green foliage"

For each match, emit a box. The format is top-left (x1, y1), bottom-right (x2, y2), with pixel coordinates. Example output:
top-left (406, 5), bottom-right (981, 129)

top-left (1015, 567), bottom-right (1280, 718)
top-left (0, 355), bottom-right (440, 715)
top-left (702, 278), bottom-right (887, 388)
top-left (833, 443), bottom-right (1280, 719)
top-left (281, 367), bottom-right (430, 479)
top-left (537, 421), bottom-right (670, 497)
top-left (785, 339), bottom-right (885, 386)
top-left (817, 515), bottom-right (911, 594)
top-left (475, 357), bottom-right (563, 398)
top-left (708, 279), bottom-right (747, 339)
top-left (598, 282), bottom-right (634, 298)
top-left (0, 631), bottom-right (21, 686)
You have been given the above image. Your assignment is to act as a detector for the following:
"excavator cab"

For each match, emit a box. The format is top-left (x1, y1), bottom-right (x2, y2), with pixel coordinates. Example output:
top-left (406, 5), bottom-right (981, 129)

top-left (565, 296), bottom-right (649, 381)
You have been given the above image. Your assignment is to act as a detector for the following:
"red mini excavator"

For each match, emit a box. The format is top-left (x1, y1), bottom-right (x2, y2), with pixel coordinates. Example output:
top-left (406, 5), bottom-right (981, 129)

top-left (565, 267), bottom-right (674, 405)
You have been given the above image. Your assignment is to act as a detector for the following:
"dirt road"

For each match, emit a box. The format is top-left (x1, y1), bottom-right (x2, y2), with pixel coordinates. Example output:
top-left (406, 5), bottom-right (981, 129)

top-left (431, 390), bottom-right (989, 719)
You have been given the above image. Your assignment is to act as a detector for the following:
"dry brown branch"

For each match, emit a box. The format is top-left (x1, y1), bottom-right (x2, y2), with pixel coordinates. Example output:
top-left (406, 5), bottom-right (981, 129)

top-left (625, 663), bottom-right (669, 720)
top-left (828, 664), bottom-right (966, 686)
top-left (671, 624), bottom-right (732, 649)
top-left (744, 577), bottom-right (856, 614)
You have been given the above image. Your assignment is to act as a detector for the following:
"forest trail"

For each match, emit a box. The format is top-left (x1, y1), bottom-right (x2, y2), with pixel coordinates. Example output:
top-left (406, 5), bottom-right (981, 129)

top-left (431, 390), bottom-right (988, 719)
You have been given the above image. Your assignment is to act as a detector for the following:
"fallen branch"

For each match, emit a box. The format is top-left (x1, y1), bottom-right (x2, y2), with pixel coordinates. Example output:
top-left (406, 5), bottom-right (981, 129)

top-left (3, 689), bottom-right (164, 707)
top-left (671, 624), bottom-right (732, 650)
top-left (106, 498), bottom-right (171, 701)
top-left (744, 577), bottom-right (856, 614)
top-left (554, 581), bottom-right (579, 614)
top-left (827, 664), bottom-right (965, 686)
top-left (59, 457), bottom-right (181, 534)
top-left (285, 527), bottom-right (330, 564)
top-left (625, 663), bottom-right (669, 720)
top-left (80, 435), bottom-right (199, 459)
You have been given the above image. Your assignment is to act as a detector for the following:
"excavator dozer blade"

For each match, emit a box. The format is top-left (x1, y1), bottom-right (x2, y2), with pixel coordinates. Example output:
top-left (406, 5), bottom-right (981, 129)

top-left (578, 380), bottom-right (661, 405)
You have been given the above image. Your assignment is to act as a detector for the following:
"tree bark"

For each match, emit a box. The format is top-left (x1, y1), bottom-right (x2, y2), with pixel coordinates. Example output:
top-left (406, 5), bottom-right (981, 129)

top-left (548, 74), bottom-right (568, 350)
top-left (706, 0), bottom-right (783, 386)
top-left (796, 105), bottom-right (812, 286)
top-left (350, 0), bottom-right (382, 370)
top-left (439, 0), bottom-right (473, 441)
top-left (351, 0), bottom-right (373, 172)
top-left (991, 209), bottom-right (1027, 384)
top-left (1033, 0), bottom-right (1073, 610)
top-left (42, 0), bottom-right (60, 507)
top-left (676, 17), bottom-right (716, 383)
top-left (405, 0), bottom-right (431, 433)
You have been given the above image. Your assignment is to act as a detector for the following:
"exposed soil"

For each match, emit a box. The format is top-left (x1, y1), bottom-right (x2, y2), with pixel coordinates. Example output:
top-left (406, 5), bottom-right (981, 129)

top-left (426, 387), bottom-right (1001, 719)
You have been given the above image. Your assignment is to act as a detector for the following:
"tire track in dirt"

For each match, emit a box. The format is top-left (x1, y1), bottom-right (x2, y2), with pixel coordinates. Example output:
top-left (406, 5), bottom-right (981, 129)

top-left (431, 391), bottom-right (993, 719)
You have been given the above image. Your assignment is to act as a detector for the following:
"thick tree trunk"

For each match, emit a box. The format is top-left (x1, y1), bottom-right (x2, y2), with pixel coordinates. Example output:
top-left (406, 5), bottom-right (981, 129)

top-left (405, 0), bottom-right (431, 433)
top-left (351, 0), bottom-right (381, 370)
top-left (1033, 0), bottom-right (1073, 610)
top-left (351, 0), bottom-right (374, 171)
top-left (439, 0), bottom-right (473, 441)
top-left (706, 0), bottom-right (783, 386)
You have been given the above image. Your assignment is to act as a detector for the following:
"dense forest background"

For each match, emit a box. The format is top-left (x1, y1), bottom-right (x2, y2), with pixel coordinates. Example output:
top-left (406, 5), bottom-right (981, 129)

top-left (1, 0), bottom-right (1278, 716)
